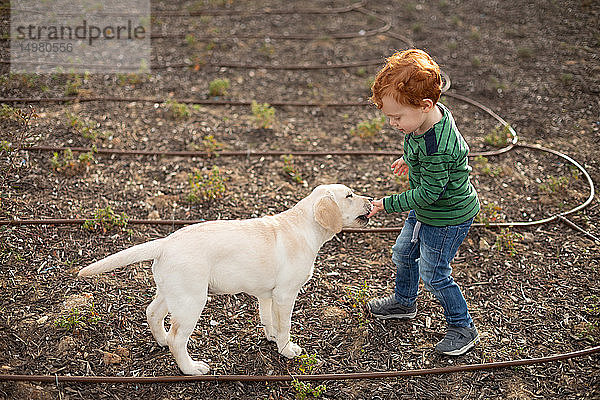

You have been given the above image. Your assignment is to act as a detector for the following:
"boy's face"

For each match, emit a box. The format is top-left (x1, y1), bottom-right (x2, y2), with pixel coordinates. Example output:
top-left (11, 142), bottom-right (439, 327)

top-left (380, 95), bottom-right (429, 135)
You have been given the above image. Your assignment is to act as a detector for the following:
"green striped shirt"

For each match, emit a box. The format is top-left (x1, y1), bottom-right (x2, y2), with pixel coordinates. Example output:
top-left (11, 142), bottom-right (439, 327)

top-left (383, 103), bottom-right (480, 226)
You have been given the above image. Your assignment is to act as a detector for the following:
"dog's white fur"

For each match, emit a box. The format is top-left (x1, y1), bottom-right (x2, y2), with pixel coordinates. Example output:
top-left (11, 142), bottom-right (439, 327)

top-left (78, 184), bottom-right (371, 375)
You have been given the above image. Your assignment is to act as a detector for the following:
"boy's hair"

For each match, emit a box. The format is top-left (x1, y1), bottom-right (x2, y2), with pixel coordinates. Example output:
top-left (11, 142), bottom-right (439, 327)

top-left (370, 49), bottom-right (442, 109)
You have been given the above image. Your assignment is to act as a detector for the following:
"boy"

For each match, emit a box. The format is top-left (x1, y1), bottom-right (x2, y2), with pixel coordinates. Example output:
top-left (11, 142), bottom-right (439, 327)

top-left (366, 49), bottom-right (480, 356)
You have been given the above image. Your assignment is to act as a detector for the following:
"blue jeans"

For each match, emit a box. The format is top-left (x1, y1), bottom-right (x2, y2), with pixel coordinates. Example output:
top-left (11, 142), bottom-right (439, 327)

top-left (392, 210), bottom-right (473, 328)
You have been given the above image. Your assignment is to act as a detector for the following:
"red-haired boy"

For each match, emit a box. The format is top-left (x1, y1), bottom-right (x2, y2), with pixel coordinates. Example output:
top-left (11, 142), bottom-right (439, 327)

top-left (367, 49), bottom-right (480, 355)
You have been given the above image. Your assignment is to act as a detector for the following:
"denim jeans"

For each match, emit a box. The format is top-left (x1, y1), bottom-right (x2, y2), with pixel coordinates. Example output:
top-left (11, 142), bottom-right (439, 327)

top-left (392, 210), bottom-right (473, 327)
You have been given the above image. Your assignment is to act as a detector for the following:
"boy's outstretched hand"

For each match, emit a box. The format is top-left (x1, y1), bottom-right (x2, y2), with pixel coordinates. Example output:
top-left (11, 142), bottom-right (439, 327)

top-left (368, 199), bottom-right (385, 218)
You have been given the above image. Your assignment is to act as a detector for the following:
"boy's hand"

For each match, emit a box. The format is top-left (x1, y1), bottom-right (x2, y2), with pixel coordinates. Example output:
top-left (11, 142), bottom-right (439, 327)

top-left (367, 199), bottom-right (385, 218)
top-left (391, 157), bottom-right (408, 176)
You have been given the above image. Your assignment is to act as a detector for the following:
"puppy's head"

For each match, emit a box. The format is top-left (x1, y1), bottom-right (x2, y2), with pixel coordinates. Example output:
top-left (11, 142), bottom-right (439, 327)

top-left (313, 184), bottom-right (372, 233)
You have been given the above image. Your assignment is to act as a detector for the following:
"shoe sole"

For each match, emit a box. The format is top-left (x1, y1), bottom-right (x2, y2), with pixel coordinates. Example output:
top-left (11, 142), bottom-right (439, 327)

top-left (371, 311), bottom-right (417, 320)
top-left (435, 334), bottom-right (480, 356)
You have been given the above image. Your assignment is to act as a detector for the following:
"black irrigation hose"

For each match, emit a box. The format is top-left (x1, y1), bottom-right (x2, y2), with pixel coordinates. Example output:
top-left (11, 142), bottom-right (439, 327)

top-left (150, 0), bottom-right (367, 17)
top-left (1, 345), bottom-right (599, 383)
top-left (151, 8), bottom-right (391, 40)
top-left (0, 68), bottom-right (446, 106)
top-left (0, 97), bottom-right (371, 106)
top-left (2, 57), bottom-right (389, 71)
top-left (3, 143), bottom-right (596, 237)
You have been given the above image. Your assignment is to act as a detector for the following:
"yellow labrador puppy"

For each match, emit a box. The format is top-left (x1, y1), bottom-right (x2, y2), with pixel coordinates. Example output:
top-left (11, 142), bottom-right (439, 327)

top-left (78, 184), bottom-right (371, 375)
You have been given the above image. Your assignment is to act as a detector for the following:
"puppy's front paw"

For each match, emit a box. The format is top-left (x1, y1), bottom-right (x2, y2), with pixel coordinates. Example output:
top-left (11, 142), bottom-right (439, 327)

top-left (280, 341), bottom-right (303, 358)
top-left (181, 360), bottom-right (210, 375)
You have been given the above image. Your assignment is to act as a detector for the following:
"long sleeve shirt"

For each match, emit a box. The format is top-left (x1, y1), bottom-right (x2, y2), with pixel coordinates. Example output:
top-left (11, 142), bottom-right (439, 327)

top-left (383, 103), bottom-right (480, 227)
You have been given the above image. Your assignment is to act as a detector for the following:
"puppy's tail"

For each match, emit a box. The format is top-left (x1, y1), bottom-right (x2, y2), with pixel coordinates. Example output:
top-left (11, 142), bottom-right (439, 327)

top-left (78, 239), bottom-right (163, 277)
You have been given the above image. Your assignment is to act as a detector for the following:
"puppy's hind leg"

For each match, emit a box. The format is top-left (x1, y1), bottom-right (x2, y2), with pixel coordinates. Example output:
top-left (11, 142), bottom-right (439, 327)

top-left (258, 297), bottom-right (276, 341)
top-left (165, 291), bottom-right (210, 375)
top-left (146, 289), bottom-right (169, 347)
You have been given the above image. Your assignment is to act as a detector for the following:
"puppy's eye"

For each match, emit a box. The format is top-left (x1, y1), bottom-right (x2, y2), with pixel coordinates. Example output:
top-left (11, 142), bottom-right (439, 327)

top-left (346, 193), bottom-right (353, 198)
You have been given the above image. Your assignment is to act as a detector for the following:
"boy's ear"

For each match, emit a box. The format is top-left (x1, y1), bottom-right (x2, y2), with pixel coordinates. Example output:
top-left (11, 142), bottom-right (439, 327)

top-left (421, 98), bottom-right (435, 112)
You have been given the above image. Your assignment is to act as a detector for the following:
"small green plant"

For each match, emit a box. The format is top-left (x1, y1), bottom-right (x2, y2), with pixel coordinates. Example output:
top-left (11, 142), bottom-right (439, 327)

top-left (296, 353), bottom-right (320, 374)
top-left (65, 74), bottom-right (82, 96)
top-left (350, 115), bottom-right (386, 138)
top-left (517, 47), bottom-right (534, 59)
top-left (164, 99), bottom-right (191, 119)
top-left (0, 104), bottom-right (20, 121)
top-left (355, 67), bottom-right (367, 77)
top-left (346, 280), bottom-right (370, 326)
top-left (291, 379), bottom-right (326, 400)
top-left (484, 124), bottom-right (512, 147)
top-left (476, 202), bottom-right (503, 227)
top-left (539, 175), bottom-right (569, 193)
top-left (66, 112), bottom-right (109, 142)
top-left (187, 166), bottom-right (227, 203)
top-left (281, 155), bottom-right (304, 185)
top-left (258, 42), bottom-right (275, 57)
top-left (584, 295), bottom-right (600, 317)
top-left (208, 78), bottom-right (230, 97)
top-left (190, 134), bottom-right (225, 156)
top-left (292, 355), bottom-right (326, 400)
top-left (117, 73), bottom-right (147, 87)
top-left (185, 33), bottom-right (196, 46)
top-left (55, 303), bottom-right (100, 331)
top-left (51, 147), bottom-right (96, 175)
top-left (489, 76), bottom-right (507, 92)
top-left (560, 73), bottom-right (574, 85)
top-left (83, 206), bottom-right (130, 233)
top-left (469, 26), bottom-right (481, 40)
top-left (495, 228), bottom-right (523, 257)
top-left (251, 100), bottom-right (275, 129)
top-left (473, 155), bottom-right (502, 176)
top-left (0, 140), bottom-right (11, 154)
top-left (51, 148), bottom-right (75, 170)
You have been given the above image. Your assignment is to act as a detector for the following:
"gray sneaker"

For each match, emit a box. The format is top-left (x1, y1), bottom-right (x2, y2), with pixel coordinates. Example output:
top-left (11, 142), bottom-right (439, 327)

top-left (435, 324), bottom-right (480, 356)
top-left (367, 294), bottom-right (417, 320)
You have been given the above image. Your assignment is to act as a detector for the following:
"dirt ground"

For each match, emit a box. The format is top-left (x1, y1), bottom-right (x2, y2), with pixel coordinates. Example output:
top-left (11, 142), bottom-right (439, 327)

top-left (1, 0), bottom-right (599, 399)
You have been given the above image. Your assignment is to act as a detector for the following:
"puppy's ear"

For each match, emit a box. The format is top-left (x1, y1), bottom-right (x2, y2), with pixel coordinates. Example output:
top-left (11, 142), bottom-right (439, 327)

top-left (314, 194), bottom-right (343, 233)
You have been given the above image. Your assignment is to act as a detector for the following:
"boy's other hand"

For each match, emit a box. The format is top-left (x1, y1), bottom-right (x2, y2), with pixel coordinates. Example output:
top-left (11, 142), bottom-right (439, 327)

top-left (368, 199), bottom-right (385, 218)
top-left (391, 157), bottom-right (408, 176)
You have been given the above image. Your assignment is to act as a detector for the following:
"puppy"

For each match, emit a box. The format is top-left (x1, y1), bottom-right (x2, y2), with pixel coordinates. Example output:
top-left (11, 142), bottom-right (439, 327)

top-left (78, 184), bottom-right (371, 375)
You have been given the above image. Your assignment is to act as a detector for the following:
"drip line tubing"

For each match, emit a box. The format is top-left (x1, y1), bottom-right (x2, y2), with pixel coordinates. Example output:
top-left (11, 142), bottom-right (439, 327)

top-left (0, 70), bottom-right (451, 108)
top-left (0, 345), bottom-right (598, 383)
top-left (150, 0), bottom-right (367, 16)
top-left (29, 147), bottom-right (512, 159)
top-left (0, 97), bottom-right (371, 106)
top-left (5, 0), bottom-right (367, 21)
top-left (2, 143), bottom-right (596, 236)
top-left (151, 8), bottom-right (391, 40)
top-left (3, 57), bottom-right (387, 71)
